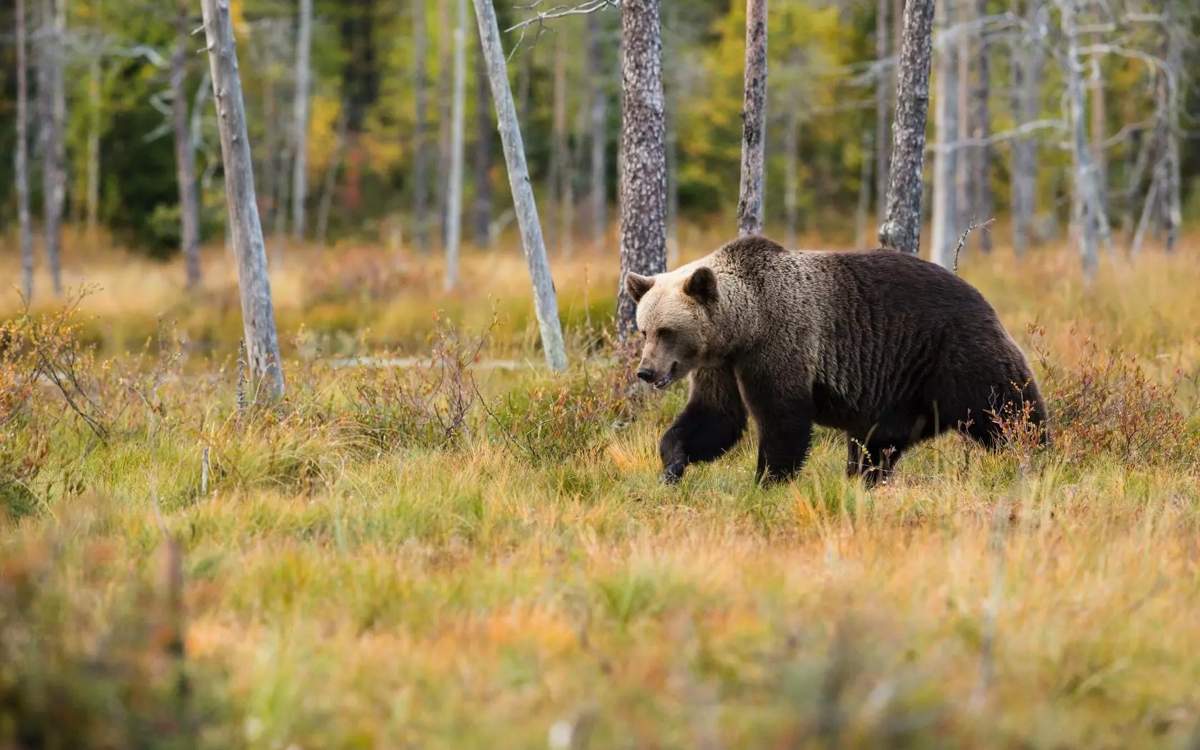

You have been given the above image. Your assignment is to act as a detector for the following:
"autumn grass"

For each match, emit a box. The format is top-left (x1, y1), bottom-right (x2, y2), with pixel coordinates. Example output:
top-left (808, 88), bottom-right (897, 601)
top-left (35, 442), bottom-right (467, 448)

top-left (3, 230), bottom-right (1200, 748)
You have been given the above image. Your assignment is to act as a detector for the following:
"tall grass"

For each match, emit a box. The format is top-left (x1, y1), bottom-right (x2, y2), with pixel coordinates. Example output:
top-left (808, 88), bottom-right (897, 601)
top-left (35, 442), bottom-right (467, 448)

top-left (2, 234), bottom-right (1199, 747)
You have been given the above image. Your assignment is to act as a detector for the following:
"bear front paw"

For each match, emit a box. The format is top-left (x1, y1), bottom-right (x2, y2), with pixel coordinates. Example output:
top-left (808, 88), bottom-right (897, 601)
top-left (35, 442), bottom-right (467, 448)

top-left (661, 462), bottom-right (686, 485)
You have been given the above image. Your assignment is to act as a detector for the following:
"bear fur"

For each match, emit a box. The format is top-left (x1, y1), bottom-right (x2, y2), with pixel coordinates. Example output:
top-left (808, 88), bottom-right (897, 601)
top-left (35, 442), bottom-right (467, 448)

top-left (626, 235), bottom-right (1048, 485)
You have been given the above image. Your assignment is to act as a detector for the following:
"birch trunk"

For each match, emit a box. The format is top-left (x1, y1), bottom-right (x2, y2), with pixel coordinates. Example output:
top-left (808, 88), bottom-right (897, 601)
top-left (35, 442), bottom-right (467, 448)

top-left (444, 0), bottom-right (466, 290)
top-left (1088, 56), bottom-right (1107, 219)
top-left (86, 54), bottom-right (101, 240)
top-left (1009, 0), bottom-right (1045, 256)
top-left (1057, 0), bottom-right (1109, 277)
top-left (471, 0), bottom-right (567, 371)
top-left (1161, 3), bottom-right (1182, 252)
top-left (16, 0), bottom-right (34, 301)
top-left (930, 0), bottom-right (960, 269)
top-left (616, 0), bottom-right (668, 339)
top-left (412, 0), bottom-right (430, 250)
top-left (878, 0), bottom-right (934, 255)
top-left (855, 130), bottom-right (874, 249)
top-left (549, 31), bottom-right (568, 255)
top-left (587, 11), bottom-right (608, 248)
top-left (437, 0), bottom-right (452, 246)
top-left (200, 0), bottom-right (285, 399)
top-left (173, 2), bottom-right (202, 289)
top-left (472, 34), bottom-right (493, 247)
top-left (874, 0), bottom-right (890, 223)
top-left (736, 0), bottom-right (768, 237)
top-left (40, 0), bottom-right (67, 296)
top-left (783, 107), bottom-right (800, 249)
top-left (291, 0), bottom-right (312, 239)
top-left (969, 0), bottom-right (992, 251)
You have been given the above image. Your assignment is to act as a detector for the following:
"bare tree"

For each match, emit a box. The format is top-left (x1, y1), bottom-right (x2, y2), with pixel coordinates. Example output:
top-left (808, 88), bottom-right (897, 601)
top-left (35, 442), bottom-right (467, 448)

top-left (316, 105), bottom-right (349, 247)
top-left (85, 51), bottom-right (101, 241)
top-left (472, 33), bottom-right (493, 248)
top-left (291, 0), bottom-right (313, 239)
top-left (15, 0), bottom-right (34, 301)
top-left (39, 0), bottom-right (67, 296)
top-left (172, 1), bottom-right (202, 289)
top-left (1056, 0), bottom-right (1109, 277)
top-left (200, 0), bottom-right (285, 399)
top-left (437, 0), bottom-right (452, 245)
top-left (472, 0), bottom-right (567, 371)
top-left (874, 0), bottom-right (890, 224)
top-left (783, 106), bottom-right (801, 249)
top-left (412, 0), bottom-right (430, 250)
top-left (1010, 0), bottom-right (1046, 256)
top-left (548, 29), bottom-right (569, 255)
top-left (966, 0), bottom-right (992, 252)
top-left (445, 0), bottom-right (467, 290)
top-left (854, 130), bottom-right (874, 248)
top-left (879, 0), bottom-right (935, 255)
top-left (930, 0), bottom-right (960, 269)
top-left (616, 0), bottom-right (667, 339)
top-left (736, 0), bottom-right (768, 237)
top-left (587, 11), bottom-right (608, 248)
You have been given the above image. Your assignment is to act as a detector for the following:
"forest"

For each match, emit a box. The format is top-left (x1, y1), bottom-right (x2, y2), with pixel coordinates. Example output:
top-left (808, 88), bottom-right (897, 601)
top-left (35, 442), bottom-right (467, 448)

top-left (2, 0), bottom-right (1200, 747)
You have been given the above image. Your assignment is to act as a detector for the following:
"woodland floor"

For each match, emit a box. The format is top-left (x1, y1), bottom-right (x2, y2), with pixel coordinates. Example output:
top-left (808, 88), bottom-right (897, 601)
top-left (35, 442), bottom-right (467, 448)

top-left (2, 227), bottom-right (1200, 748)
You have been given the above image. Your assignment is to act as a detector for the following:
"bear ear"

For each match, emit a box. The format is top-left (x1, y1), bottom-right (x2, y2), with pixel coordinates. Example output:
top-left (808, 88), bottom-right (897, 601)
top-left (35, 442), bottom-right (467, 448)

top-left (683, 267), bottom-right (718, 305)
top-left (625, 272), bottom-right (655, 303)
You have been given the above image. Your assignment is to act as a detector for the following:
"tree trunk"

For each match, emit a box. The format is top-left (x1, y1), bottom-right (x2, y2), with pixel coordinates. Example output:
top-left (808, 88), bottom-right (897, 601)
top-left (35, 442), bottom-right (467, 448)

top-left (200, 0), bottom-right (285, 399)
top-left (316, 105), bottom-right (349, 247)
top-left (173, 2), bottom-right (202, 289)
top-left (15, 0), bottom-right (34, 301)
top-left (930, 0), bottom-right (959, 268)
top-left (437, 0), bottom-right (452, 246)
top-left (1088, 56), bottom-right (1107, 221)
top-left (471, 0), bottom-right (567, 371)
top-left (549, 30), bottom-right (568, 255)
top-left (969, 0), bottom-right (992, 252)
top-left (587, 11), bottom-right (608, 249)
top-left (1057, 0), bottom-right (1109, 278)
top-left (616, 0), bottom-right (668, 339)
top-left (783, 107), bottom-right (800, 249)
top-left (874, 0), bottom-right (890, 224)
top-left (855, 129), bottom-right (874, 249)
top-left (412, 0), bottom-right (430, 250)
top-left (85, 53), bottom-right (101, 241)
top-left (878, 0), bottom-right (934, 255)
top-left (291, 0), bottom-right (312, 239)
top-left (40, 0), bottom-right (67, 295)
top-left (444, 0), bottom-right (466, 290)
top-left (1161, 2), bottom-right (1182, 252)
top-left (1009, 0), bottom-right (1044, 256)
top-left (736, 0), bottom-right (768, 237)
top-left (471, 31), bottom-right (493, 248)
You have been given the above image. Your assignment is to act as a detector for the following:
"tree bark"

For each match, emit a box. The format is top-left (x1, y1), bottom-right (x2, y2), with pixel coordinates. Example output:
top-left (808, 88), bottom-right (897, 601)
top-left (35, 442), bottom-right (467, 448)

top-left (616, 0), bottom-right (667, 339)
top-left (783, 107), bottom-right (801, 249)
top-left (85, 53), bottom-right (101, 241)
top-left (586, 11), bottom-right (608, 249)
top-left (291, 0), bottom-right (312, 239)
top-left (444, 0), bottom-right (466, 289)
top-left (472, 0), bottom-right (567, 371)
top-left (437, 0), bottom-right (452, 246)
top-left (878, 0), bottom-right (934, 255)
top-left (874, 0), bottom-right (890, 224)
top-left (1009, 0), bottom-right (1045, 256)
top-left (412, 0), bottom-right (430, 250)
top-left (173, 1), bottom-right (202, 289)
top-left (471, 31), bottom-right (493, 248)
top-left (200, 0), bottom-right (285, 399)
top-left (736, 0), bottom-right (768, 237)
top-left (969, 0), bottom-right (992, 252)
top-left (1057, 0), bottom-right (1109, 278)
top-left (1088, 56), bottom-right (1107, 220)
top-left (15, 0), bottom-right (34, 301)
top-left (930, 0), bottom-right (960, 269)
top-left (1161, 2), bottom-right (1182, 252)
top-left (40, 0), bottom-right (67, 295)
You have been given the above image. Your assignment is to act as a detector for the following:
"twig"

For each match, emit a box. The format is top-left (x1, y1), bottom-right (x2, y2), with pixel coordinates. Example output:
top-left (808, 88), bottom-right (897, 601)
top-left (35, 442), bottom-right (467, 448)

top-left (953, 218), bottom-right (996, 274)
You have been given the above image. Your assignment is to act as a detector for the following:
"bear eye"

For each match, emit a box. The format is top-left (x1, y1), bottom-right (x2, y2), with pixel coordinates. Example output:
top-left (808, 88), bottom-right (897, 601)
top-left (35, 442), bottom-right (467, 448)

top-left (656, 327), bottom-right (674, 341)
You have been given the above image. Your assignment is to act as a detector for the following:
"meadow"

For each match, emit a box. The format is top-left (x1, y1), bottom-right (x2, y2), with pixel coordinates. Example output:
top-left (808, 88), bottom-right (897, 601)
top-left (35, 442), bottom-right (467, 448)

top-left (3, 228), bottom-right (1200, 748)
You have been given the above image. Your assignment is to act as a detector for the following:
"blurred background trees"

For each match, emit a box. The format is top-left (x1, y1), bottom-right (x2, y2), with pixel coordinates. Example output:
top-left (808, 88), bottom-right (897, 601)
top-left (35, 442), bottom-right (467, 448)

top-left (0, 0), bottom-right (1198, 270)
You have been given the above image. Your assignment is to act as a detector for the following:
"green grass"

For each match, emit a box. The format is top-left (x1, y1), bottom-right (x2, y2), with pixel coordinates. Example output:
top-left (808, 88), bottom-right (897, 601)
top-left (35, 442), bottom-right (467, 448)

top-left (3, 238), bottom-right (1200, 748)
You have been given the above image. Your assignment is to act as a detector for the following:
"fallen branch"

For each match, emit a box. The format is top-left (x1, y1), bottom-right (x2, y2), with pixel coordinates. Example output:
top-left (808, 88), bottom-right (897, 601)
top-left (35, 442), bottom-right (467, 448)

top-left (953, 218), bottom-right (996, 274)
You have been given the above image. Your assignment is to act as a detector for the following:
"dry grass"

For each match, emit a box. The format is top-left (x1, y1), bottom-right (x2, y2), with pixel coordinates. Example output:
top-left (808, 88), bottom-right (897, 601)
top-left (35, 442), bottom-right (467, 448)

top-left (2, 228), bottom-right (1200, 748)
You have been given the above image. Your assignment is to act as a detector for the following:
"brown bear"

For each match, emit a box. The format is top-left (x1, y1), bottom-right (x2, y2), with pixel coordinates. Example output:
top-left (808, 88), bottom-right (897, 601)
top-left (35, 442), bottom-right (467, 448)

top-left (626, 235), bottom-right (1048, 485)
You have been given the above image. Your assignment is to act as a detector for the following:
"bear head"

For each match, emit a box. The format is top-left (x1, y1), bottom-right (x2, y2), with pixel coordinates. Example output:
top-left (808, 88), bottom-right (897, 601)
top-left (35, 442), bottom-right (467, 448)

top-left (626, 265), bottom-right (721, 389)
